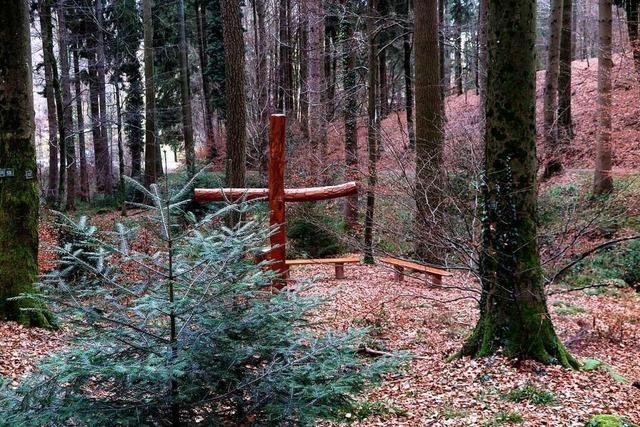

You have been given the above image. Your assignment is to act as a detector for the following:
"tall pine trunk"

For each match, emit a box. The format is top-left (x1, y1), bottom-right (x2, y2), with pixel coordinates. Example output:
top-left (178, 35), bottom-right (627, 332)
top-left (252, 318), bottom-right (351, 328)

top-left (377, 0), bottom-right (390, 118)
top-left (0, 1), bottom-right (54, 328)
top-left (143, 0), bottom-right (158, 186)
top-left (41, 0), bottom-right (68, 208)
top-left (363, 0), bottom-right (379, 264)
top-left (454, 13), bottom-right (463, 95)
top-left (221, 0), bottom-right (247, 226)
top-left (342, 15), bottom-right (359, 229)
top-left (478, 0), bottom-right (488, 111)
top-left (558, 0), bottom-right (574, 142)
top-left (254, 0), bottom-right (269, 175)
top-left (439, 0), bottom-right (447, 101)
top-left (299, 0), bottom-right (310, 138)
top-left (414, 0), bottom-right (445, 262)
top-left (308, 0), bottom-right (327, 180)
top-left (73, 43), bottom-right (90, 202)
top-left (542, 0), bottom-right (564, 179)
top-left (178, 0), bottom-right (196, 176)
top-left (40, 0), bottom-right (59, 205)
top-left (58, 0), bottom-right (76, 211)
top-left (626, 0), bottom-right (640, 73)
top-left (459, 0), bottom-right (578, 368)
top-left (196, 0), bottom-right (216, 159)
top-left (593, 0), bottom-right (613, 194)
top-left (401, 0), bottom-right (416, 150)
top-left (95, 0), bottom-right (113, 195)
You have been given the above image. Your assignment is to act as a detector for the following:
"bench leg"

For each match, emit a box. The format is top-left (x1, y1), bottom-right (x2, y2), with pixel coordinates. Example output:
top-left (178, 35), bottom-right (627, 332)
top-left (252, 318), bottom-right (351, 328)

top-left (335, 263), bottom-right (345, 280)
top-left (394, 266), bottom-right (404, 281)
top-left (426, 273), bottom-right (442, 287)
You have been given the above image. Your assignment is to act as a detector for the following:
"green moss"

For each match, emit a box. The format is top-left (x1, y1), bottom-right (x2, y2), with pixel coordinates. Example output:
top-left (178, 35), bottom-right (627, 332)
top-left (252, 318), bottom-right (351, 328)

top-left (585, 414), bottom-right (638, 427)
top-left (503, 386), bottom-right (556, 406)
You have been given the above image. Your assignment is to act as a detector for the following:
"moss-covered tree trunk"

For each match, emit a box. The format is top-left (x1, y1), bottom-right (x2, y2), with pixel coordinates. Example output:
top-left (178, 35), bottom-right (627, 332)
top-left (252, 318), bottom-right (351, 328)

top-left (0, 2), bottom-right (54, 328)
top-left (459, 0), bottom-right (578, 368)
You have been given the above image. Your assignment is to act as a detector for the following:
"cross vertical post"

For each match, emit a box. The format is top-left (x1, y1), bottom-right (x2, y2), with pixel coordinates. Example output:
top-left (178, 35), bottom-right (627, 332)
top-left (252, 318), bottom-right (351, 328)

top-left (268, 114), bottom-right (288, 280)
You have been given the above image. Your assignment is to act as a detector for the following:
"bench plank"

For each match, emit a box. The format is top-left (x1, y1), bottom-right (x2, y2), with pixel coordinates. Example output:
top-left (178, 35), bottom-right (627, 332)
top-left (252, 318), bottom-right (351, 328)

top-left (379, 257), bottom-right (452, 277)
top-left (285, 256), bottom-right (360, 265)
top-left (285, 256), bottom-right (360, 279)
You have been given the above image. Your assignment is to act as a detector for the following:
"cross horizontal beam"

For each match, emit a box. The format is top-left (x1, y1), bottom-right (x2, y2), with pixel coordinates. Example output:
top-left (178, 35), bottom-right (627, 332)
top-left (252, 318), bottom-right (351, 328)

top-left (194, 181), bottom-right (358, 203)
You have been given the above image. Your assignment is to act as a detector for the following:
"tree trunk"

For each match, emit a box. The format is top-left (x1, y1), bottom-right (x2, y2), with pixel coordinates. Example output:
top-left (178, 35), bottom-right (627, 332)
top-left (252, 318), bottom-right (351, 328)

top-left (558, 0), bottom-right (574, 142)
top-left (221, 0), bottom-right (247, 226)
top-left (178, 0), bottom-right (196, 177)
top-left (0, 1), bottom-right (54, 327)
top-left (594, 0), bottom-right (613, 195)
top-left (58, 0), bottom-right (76, 211)
top-left (115, 83), bottom-right (127, 216)
top-left (364, 0), bottom-right (379, 264)
top-left (342, 15), bottom-right (359, 229)
top-left (278, 0), bottom-right (294, 113)
top-left (414, 0), bottom-right (445, 262)
top-left (73, 43), bottom-right (90, 202)
top-left (542, 0), bottom-right (564, 179)
top-left (255, 0), bottom-right (269, 175)
top-left (626, 0), bottom-right (640, 73)
top-left (377, 0), bottom-right (390, 118)
top-left (439, 0), bottom-right (447, 101)
top-left (459, 0), bottom-right (578, 368)
top-left (454, 14), bottom-right (463, 95)
top-left (95, 0), bottom-right (113, 195)
top-left (196, 0), bottom-right (217, 159)
top-left (478, 0), bottom-right (488, 111)
top-left (401, 0), bottom-right (416, 150)
top-left (308, 0), bottom-right (327, 180)
top-left (143, 0), bottom-right (158, 186)
top-left (41, 0), bottom-right (67, 208)
top-left (299, 0), bottom-right (310, 138)
top-left (40, 1), bottom-right (59, 205)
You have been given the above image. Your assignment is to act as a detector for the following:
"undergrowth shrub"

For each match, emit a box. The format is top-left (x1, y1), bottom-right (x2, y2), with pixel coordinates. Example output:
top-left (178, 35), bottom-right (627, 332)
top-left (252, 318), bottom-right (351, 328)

top-left (0, 178), bottom-right (399, 426)
top-left (287, 203), bottom-right (345, 258)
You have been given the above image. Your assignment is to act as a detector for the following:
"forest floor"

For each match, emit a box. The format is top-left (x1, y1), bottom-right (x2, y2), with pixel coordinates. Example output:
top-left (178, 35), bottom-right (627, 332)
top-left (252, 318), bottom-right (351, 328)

top-left (2, 54), bottom-right (639, 425)
top-left (299, 264), bottom-right (640, 427)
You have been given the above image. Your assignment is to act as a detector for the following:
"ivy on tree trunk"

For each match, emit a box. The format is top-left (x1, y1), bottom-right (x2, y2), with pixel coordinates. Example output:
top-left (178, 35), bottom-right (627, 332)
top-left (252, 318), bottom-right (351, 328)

top-left (459, 0), bottom-right (578, 368)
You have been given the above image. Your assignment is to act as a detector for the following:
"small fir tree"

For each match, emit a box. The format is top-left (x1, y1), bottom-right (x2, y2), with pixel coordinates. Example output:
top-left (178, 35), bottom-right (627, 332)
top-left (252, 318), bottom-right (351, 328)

top-left (0, 178), bottom-right (397, 426)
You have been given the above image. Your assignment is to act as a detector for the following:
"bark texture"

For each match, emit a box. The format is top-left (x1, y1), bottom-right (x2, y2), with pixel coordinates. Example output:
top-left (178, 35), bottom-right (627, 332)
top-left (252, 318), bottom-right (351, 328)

top-left (414, 0), bottom-right (445, 261)
top-left (542, 0), bottom-right (564, 179)
top-left (221, 0), bottom-right (247, 225)
top-left (308, 0), bottom-right (327, 180)
top-left (342, 15), bottom-right (359, 229)
top-left (95, 0), bottom-right (112, 195)
top-left (363, 0), bottom-right (378, 264)
top-left (459, 0), bottom-right (578, 367)
top-left (401, 0), bottom-right (416, 149)
top-left (58, 1), bottom-right (76, 210)
top-left (73, 44), bottom-right (90, 202)
top-left (558, 0), bottom-right (574, 141)
top-left (39, 0), bottom-right (59, 205)
top-left (626, 0), bottom-right (640, 73)
top-left (178, 0), bottom-right (196, 176)
top-left (0, 1), bottom-right (54, 327)
top-left (143, 0), bottom-right (158, 186)
top-left (593, 0), bottom-right (613, 194)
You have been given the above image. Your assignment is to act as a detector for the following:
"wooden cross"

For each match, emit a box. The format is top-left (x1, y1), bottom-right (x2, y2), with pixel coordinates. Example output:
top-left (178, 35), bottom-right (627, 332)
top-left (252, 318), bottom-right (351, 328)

top-left (194, 114), bottom-right (358, 281)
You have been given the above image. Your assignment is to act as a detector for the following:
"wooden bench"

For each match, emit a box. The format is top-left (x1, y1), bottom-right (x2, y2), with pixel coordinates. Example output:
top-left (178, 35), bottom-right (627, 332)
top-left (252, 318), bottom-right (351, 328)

top-left (379, 257), bottom-right (452, 286)
top-left (285, 256), bottom-right (360, 279)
